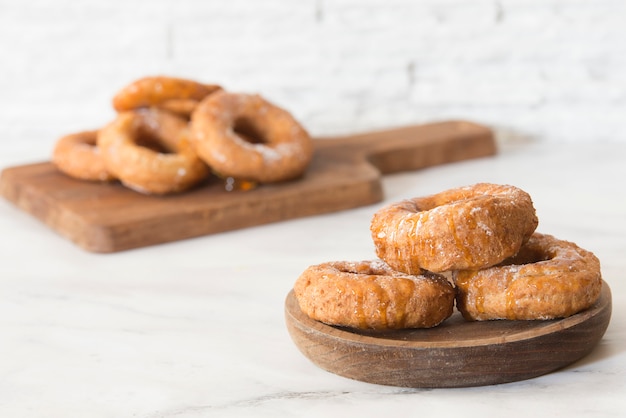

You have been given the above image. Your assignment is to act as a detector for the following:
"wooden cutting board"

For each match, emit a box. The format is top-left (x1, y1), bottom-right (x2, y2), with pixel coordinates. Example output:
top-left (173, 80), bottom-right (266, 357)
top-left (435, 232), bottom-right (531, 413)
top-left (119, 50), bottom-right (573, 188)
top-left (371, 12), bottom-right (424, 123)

top-left (0, 120), bottom-right (495, 253)
top-left (284, 281), bottom-right (612, 388)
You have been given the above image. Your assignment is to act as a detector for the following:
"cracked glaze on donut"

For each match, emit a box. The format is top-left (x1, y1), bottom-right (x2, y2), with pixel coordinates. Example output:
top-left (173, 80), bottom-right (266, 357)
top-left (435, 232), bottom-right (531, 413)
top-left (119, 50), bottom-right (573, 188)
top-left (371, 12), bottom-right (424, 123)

top-left (294, 260), bottom-right (455, 330)
top-left (370, 183), bottom-right (539, 274)
top-left (454, 233), bottom-right (602, 320)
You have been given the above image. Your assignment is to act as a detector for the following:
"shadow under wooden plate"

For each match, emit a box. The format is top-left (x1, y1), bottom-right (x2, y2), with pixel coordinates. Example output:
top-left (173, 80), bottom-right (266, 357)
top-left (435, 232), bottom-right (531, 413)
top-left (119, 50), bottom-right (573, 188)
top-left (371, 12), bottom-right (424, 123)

top-left (284, 281), bottom-right (612, 388)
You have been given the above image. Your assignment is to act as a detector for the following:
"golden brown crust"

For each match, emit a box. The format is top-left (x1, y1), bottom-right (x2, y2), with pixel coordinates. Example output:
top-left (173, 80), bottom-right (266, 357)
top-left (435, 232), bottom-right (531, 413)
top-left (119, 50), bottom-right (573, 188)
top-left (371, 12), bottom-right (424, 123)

top-left (370, 183), bottom-right (538, 274)
top-left (190, 91), bottom-right (313, 183)
top-left (294, 260), bottom-right (455, 330)
top-left (454, 233), bottom-right (603, 321)
top-left (52, 130), bottom-right (116, 182)
top-left (112, 76), bottom-right (222, 117)
top-left (98, 108), bottom-right (209, 194)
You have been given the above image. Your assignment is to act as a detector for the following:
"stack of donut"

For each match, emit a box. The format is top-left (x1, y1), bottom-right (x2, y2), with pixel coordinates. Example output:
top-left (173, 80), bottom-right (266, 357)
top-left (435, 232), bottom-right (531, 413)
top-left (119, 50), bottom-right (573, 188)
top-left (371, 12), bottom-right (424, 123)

top-left (52, 76), bottom-right (314, 194)
top-left (294, 183), bottom-right (603, 330)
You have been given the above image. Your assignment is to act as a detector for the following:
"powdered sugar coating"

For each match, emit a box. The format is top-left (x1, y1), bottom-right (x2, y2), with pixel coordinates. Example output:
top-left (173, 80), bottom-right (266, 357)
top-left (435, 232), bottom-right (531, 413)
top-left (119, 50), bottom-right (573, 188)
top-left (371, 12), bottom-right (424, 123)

top-left (98, 109), bottom-right (209, 195)
top-left (190, 91), bottom-right (313, 183)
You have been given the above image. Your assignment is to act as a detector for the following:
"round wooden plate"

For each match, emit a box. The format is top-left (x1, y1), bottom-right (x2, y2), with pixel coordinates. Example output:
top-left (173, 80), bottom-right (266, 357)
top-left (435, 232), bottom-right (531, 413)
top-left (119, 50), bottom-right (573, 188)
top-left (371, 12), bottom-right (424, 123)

top-left (284, 281), bottom-right (612, 388)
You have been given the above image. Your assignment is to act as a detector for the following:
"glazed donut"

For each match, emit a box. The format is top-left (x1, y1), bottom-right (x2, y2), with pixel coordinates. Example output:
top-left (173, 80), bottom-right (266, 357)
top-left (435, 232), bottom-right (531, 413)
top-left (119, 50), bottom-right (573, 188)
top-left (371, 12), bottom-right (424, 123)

top-left (98, 108), bottom-right (209, 194)
top-left (370, 183), bottom-right (538, 274)
top-left (112, 76), bottom-right (222, 117)
top-left (52, 130), bottom-right (116, 182)
top-left (454, 233), bottom-right (602, 321)
top-left (190, 91), bottom-right (313, 183)
top-left (294, 260), bottom-right (455, 330)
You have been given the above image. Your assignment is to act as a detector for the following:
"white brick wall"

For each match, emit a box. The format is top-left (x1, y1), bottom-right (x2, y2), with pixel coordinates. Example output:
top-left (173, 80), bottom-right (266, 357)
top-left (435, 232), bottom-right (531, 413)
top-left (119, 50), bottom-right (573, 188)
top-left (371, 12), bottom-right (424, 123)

top-left (1, 0), bottom-right (625, 163)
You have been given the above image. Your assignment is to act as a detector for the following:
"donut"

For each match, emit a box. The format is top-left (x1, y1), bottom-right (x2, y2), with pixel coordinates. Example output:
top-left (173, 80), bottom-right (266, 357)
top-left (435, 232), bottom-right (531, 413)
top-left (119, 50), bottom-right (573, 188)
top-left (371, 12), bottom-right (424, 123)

top-left (112, 76), bottom-right (222, 117)
top-left (52, 130), bottom-right (116, 182)
top-left (370, 183), bottom-right (538, 274)
top-left (294, 260), bottom-right (455, 330)
top-left (190, 91), bottom-right (313, 183)
top-left (98, 108), bottom-right (209, 194)
top-left (454, 233), bottom-right (602, 321)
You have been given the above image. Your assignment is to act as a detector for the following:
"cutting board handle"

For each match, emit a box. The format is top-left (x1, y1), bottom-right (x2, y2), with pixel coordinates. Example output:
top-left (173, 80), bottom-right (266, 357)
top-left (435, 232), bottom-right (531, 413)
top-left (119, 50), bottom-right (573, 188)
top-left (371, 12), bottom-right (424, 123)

top-left (314, 120), bottom-right (496, 174)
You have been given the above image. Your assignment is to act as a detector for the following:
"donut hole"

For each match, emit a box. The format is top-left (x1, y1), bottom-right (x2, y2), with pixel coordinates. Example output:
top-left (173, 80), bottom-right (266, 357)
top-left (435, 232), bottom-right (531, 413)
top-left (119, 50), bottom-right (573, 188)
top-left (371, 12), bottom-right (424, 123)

top-left (331, 261), bottom-right (402, 278)
top-left (500, 246), bottom-right (551, 266)
top-left (81, 135), bottom-right (98, 147)
top-left (233, 117), bottom-right (266, 144)
top-left (134, 127), bottom-right (176, 154)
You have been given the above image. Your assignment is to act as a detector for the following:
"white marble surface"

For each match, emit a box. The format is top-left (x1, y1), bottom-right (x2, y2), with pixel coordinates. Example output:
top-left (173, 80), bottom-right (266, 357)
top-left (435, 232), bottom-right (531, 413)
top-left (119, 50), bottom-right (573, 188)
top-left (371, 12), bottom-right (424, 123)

top-left (2, 1), bottom-right (625, 415)
top-left (1, 135), bottom-right (625, 417)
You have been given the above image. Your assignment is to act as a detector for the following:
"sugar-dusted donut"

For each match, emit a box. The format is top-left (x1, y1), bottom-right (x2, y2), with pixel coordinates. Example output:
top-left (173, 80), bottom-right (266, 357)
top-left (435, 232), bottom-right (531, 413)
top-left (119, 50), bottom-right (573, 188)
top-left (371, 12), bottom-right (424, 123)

top-left (190, 91), bottom-right (313, 183)
top-left (294, 260), bottom-right (455, 330)
top-left (370, 183), bottom-right (538, 274)
top-left (112, 76), bottom-right (222, 117)
top-left (52, 130), bottom-right (116, 182)
top-left (98, 108), bottom-right (209, 194)
top-left (454, 233), bottom-right (602, 321)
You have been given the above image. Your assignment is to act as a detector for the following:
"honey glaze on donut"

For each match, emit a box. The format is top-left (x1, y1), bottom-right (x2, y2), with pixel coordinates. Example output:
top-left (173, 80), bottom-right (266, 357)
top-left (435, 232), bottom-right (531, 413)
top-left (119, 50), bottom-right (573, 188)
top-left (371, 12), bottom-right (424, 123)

top-left (52, 130), bottom-right (116, 182)
top-left (98, 108), bottom-right (209, 194)
top-left (112, 76), bottom-right (222, 117)
top-left (454, 233), bottom-right (602, 321)
top-left (370, 183), bottom-right (539, 274)
top-left (190, 91), bottom-right (313, 183)
top-left (294, 260), bottom-right (455, 330)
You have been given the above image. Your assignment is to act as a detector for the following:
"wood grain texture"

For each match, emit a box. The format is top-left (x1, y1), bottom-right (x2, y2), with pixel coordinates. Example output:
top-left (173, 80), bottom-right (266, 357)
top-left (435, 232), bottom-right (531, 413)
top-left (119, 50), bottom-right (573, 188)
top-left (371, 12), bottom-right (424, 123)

top-left (284, 281), bottom-right (612, 388)
top-left (0, 120), bottom-right (495, 253)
